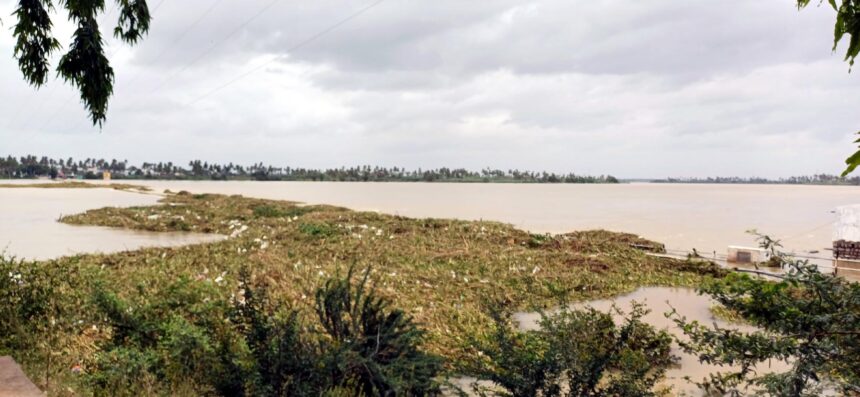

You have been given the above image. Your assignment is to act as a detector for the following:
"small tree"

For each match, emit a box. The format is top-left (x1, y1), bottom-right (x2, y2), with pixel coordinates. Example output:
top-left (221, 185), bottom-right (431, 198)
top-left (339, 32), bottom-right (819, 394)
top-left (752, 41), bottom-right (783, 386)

top-left (670, 240), bottom-right (860, 395)
top-left (469, 301), bottom-right (675, 397)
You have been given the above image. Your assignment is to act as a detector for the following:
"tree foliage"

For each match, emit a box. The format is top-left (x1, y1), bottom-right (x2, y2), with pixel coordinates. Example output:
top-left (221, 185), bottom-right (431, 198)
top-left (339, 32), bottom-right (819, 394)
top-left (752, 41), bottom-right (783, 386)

top-left (467, 301), bottom-right (675, 397)
top-left (12, 0), bottom-right (151, 125)
top-left (670, 237), bottom-right (860, 396)
top-left (799, 0), bottom-right (860, 67)
top-left (797, 1), bottom-right (860, 175)
top-left (841, 131), bottom-right (860, 176)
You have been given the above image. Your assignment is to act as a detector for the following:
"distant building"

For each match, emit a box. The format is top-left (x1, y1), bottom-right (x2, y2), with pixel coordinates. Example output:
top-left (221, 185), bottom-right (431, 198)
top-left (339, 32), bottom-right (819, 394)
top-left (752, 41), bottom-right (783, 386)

top-left (102, 171), bottom-right (111, 181)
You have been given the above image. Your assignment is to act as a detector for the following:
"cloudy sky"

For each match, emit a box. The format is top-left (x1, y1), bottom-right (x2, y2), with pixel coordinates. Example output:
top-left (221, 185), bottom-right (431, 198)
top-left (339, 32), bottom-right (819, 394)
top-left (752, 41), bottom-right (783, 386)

top-left (1, 0), bottom-right (858, 178)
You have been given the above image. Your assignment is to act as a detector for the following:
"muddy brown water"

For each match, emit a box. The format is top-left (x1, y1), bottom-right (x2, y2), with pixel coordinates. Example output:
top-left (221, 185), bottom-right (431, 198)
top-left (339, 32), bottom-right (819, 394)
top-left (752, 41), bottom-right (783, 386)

top-left (0, 187), bottom-right (223, 260)
top-left (0, 356), bottom-right (42, 397)
top-left (126, 181), bottom-right (858, 255)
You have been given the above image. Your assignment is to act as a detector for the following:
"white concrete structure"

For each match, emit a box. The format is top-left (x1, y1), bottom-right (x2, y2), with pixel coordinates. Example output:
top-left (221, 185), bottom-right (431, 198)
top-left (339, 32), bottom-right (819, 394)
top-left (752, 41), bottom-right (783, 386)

top-left (727, 245), bottom-right (769, 264)
top-left (834, 204), bottom-right (860, 243)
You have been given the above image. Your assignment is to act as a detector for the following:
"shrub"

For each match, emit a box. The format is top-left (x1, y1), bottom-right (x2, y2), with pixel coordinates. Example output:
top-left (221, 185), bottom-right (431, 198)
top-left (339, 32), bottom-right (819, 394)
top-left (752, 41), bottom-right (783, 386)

top-left (0, 256), bottom-right (50, 355)
top-left (252, 204), bottom-right (312, 218)
top-left (229, 267), bottom-right (319, 397)
top-left (87, 277), bottom-right (237, 395)
top-left (468, 301), bottom-right (674, 397)
top-left (313, 267), bottom-right (443, 396)
top-left (0, 255), bottom-right (89, 388)
top-left (87, 266), bottom-right (443, 396)
top-left (299, 222), bottom-right (336, 238)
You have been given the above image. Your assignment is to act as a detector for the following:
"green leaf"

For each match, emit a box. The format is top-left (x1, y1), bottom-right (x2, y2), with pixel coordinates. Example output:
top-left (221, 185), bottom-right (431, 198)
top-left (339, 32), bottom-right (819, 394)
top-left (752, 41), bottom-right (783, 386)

top-left (12, 0), bottom-right (151, 125)
top-left (843, 131), bottom-right (860, 177)
top-left (13, 0), bottom-right (62, 86)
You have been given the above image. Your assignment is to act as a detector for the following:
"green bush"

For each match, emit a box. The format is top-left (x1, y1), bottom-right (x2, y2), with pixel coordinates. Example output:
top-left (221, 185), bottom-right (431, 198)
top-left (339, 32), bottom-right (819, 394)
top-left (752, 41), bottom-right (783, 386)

top-left (88, 277), bottom-right (236, 395)
top-left (299, 222), bottom-right (336, 238)
top-left (252, 204), bottom-right (312, 218)
top-left (313, 267), bottom-right (443, 396)
top-left (0, 255), bottom-right (89, 387)
top-left (86, 266), bottom-right (443, 396)
top-left (468, 301), bottom-right (674, 397)
top-left (0, 256), bottom-right (51, 355)
top-left (229, 266), bottom-right (319, 396)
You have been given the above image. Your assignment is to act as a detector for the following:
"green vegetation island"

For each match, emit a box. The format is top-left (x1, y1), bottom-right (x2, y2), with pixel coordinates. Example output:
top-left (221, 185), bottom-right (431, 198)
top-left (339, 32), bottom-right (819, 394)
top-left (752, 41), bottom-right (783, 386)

top-left (0, 155), bottom-right (618, 183)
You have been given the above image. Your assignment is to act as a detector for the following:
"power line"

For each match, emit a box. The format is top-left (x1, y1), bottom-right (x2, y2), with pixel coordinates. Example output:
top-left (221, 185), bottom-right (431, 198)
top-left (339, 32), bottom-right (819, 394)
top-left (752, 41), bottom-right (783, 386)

top-left (185, 0), bottom-right (385, 106)
top-left (122, 0), bottom-right (226, 88)
top-left (151, 0), bottom-right (169, 13)
top-left (146, 0), bottom-right (285, 94)
top-left (29, 0), bottom-right (386, 137)
top-left (4, 79), bottom-right (61, 131)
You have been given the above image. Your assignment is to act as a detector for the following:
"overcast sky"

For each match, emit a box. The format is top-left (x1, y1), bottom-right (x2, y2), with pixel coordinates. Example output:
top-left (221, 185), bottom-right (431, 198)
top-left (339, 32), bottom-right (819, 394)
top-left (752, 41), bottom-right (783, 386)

top-left (1, 0), bottom-right (858, 178)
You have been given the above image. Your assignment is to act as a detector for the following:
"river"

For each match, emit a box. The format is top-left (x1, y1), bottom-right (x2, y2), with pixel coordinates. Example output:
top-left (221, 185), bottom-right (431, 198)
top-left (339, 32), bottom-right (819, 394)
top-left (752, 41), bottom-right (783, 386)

top-left (0, 187), bottom-right (222, 260)
top-left (126, 181), bottom-right (859, 254)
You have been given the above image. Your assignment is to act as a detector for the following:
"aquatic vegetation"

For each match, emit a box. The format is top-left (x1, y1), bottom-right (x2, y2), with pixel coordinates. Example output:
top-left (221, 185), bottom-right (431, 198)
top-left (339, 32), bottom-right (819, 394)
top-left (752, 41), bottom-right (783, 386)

top-left (3, 190), bottom-right (723, 395)
top-left (252, 203), bottom-right (314, 219)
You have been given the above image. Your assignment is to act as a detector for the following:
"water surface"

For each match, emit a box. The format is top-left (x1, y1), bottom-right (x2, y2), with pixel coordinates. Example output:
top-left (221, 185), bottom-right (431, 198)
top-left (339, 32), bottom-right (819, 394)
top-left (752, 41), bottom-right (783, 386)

top-left (132, 181), bottom-right (858, 254)
top-left (0, 187), bottom-right (222, 260)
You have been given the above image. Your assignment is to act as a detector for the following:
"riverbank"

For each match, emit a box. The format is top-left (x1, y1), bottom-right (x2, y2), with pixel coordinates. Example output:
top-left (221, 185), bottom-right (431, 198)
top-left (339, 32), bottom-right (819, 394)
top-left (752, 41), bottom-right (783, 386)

top-left (2, 186), bottom-right (725, 395)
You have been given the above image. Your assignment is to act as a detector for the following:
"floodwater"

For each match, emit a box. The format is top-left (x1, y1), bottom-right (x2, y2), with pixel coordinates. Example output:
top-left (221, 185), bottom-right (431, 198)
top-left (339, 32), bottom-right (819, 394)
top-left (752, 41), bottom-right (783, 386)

top-left (129, 181), bottom-right (859, 254)
top-left (0, 182), bottom-right (849, 394)
top-left (0, 187), bottom-right (222, 260)
top-left (512, 287), bottom-right (789, 397)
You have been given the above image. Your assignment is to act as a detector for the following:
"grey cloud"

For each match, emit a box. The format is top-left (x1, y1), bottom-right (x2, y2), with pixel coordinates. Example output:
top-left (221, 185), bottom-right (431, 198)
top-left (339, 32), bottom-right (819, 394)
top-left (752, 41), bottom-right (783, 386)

top-left (0, 0), bottom-right (856, 178)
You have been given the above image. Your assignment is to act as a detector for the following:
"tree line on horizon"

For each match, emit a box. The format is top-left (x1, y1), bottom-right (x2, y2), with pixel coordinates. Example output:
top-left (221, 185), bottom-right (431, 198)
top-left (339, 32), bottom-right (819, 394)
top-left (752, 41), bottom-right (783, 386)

top-left (654, 174), bottom-right (860, 186)
top-left (0, 155), bottom-right (619, 184)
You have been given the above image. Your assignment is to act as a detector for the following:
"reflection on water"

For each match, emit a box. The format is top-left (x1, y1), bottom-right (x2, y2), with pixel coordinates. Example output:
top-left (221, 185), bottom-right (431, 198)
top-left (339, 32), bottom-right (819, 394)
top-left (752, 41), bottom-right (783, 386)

top-left (513, 287), bottom-right (788, 397)
top-left (129, 181), bottom-right (859, 254)
top-left (0, 188), bottom-right (222, 260)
